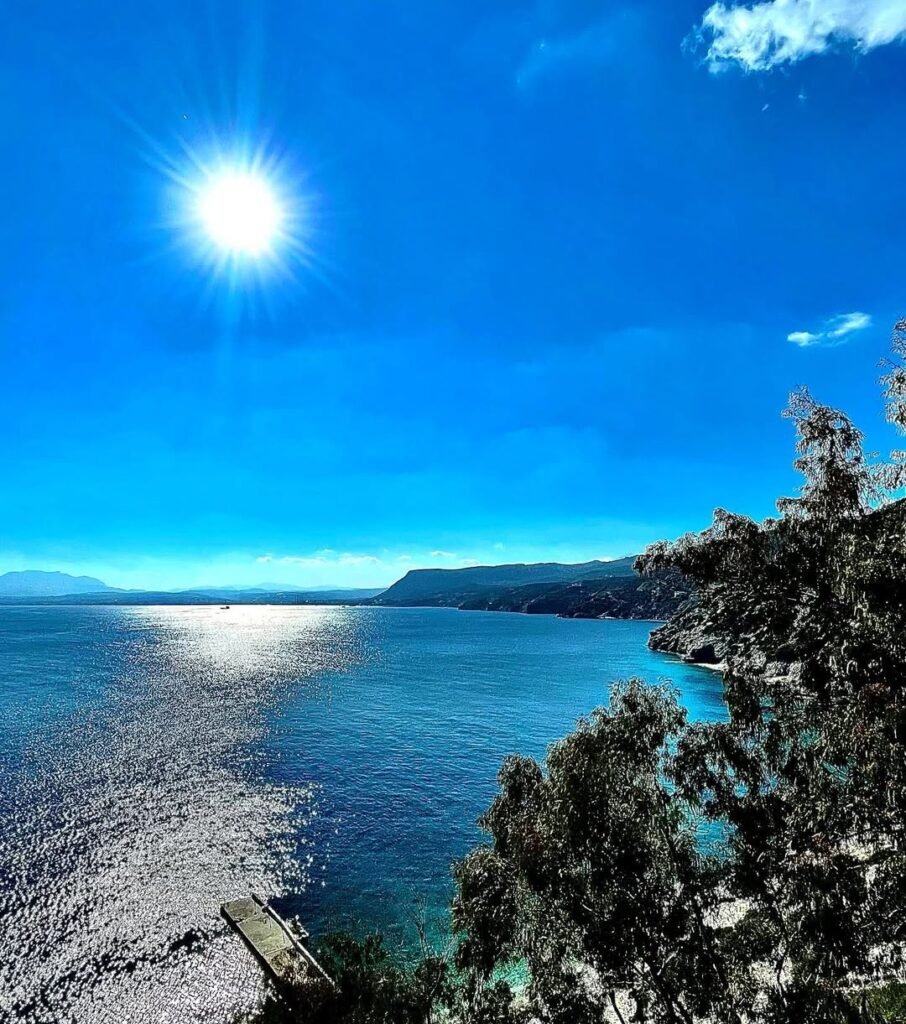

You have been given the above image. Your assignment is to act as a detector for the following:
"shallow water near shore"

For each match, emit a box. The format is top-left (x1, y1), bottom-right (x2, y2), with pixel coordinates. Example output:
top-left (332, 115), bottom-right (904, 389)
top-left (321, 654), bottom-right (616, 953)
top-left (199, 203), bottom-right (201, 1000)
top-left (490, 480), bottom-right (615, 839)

top-left (0, 605), bottom-right (725, 1023)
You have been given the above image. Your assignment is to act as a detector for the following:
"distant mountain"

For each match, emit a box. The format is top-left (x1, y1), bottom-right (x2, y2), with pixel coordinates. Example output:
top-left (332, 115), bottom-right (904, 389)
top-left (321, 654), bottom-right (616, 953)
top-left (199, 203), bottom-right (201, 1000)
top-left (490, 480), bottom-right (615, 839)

top-left (0, 560), bottom-right (686, 621)
top-left (0, 570), bottom-right (115, 598)
top-left (304, 587), bottom-right (386, 601)
top-left (457, 570), bottom-right (692, 621)
top-left (0, 583), bottom-right (386, 605)
top-left (0, 558), bottom-right (675, 618)
top-left (364, 556), bottom-right (691, 621)
top-left (185, 582), bottom-right (318, 593)
top-left (371, 557), bottom-right (636, 606)
top-left (170, 586), bottom-right (386, 602)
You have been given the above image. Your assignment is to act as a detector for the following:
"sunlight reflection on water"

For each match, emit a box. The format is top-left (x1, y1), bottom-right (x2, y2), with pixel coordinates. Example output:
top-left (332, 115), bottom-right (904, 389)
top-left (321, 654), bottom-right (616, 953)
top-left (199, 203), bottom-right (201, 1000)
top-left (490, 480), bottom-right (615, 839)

top-left (0, 605), bottom-right (725, 1023)
top-left (0, 605), bottom-right (366, 1023)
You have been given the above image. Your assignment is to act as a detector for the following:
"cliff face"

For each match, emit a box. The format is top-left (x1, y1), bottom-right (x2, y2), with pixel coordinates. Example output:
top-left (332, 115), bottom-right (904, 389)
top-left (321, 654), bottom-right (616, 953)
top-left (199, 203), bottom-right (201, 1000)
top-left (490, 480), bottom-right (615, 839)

top-left (646, 599), bottom-right (727, 664)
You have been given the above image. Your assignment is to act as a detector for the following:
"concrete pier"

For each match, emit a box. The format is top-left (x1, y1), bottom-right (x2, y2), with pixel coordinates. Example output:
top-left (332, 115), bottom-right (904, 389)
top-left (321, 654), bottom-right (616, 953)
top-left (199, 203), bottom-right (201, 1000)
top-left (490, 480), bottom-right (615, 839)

top-left (221, 896), bottom-right (331, 991)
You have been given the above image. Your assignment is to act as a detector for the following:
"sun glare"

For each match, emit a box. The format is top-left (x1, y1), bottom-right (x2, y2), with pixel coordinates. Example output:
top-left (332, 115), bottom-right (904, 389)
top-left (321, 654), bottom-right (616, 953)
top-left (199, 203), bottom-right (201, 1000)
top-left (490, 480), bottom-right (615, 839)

top-left (154, 136), bottom-right (315, 297)
top-left (197, 170), bottom-right (283, 256)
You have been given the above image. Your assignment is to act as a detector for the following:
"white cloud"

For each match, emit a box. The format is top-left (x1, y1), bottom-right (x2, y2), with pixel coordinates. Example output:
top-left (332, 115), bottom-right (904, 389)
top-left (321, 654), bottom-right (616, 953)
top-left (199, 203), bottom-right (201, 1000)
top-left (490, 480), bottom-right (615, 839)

top-left (697, 0), bottom-right (906, 71)
top-left (256, 550), bottom-right (382, 568)
top-left (826, 311), bottom-right (872, 336)
top-left (260, 548), bottom-right (489, 571)
top-left (787, 330), bottom-right (821, 347)
top-left (787, 311), bottom-right (872, 347)
top-left (251, 547), bottom-right (489, 586)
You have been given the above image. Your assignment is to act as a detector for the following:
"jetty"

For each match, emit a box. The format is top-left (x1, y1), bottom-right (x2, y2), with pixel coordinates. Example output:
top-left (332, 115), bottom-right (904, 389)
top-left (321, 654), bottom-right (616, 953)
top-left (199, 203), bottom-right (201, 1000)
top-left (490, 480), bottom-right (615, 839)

top-left (221, 896), bottom-right (332, 991)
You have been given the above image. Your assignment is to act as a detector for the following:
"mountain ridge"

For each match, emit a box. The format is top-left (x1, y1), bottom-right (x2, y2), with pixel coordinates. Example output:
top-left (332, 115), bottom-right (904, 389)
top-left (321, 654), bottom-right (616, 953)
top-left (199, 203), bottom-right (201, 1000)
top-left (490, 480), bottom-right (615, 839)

top-left (0, 570), bottom-right (116, 598)
top-left (364, 556), bottom-right (691, 621)
top-left (0, 557), bottom-right (688, 620)
top-left (371, 557), bottom-right (637, 606)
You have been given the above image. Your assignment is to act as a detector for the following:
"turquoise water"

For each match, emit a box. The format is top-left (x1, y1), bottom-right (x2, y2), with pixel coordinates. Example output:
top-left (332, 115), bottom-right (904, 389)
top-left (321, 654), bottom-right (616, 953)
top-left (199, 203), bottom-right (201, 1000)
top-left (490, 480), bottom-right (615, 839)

top-left (0, 605), bottom-right (725, 1023)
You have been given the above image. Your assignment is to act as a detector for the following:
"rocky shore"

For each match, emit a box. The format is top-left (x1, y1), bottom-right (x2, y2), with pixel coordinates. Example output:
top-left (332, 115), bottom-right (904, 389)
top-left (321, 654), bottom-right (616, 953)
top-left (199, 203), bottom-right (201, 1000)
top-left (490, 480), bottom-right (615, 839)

top-left (646, 596), bottom-right (727, 665)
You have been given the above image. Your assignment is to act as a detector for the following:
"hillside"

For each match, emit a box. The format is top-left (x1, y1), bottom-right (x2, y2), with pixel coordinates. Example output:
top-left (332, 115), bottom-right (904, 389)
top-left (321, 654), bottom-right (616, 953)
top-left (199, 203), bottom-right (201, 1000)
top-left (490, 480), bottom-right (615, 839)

top-left (459, 569), bottom-right (691, 620)
top-left (366, 556), bottom-right (691, 622)
top-left (0, 558), bottom-right (684, 620)
top-left (372, 557), bottom-right (636, 606)
top-left (0, 570), bottom-right (115, 598)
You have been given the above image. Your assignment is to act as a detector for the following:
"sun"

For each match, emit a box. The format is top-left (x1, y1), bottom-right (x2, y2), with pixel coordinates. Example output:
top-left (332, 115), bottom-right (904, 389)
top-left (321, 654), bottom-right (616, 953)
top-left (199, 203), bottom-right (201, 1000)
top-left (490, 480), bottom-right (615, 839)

top-left (197, 170), bottom-right (283, 256)
top-left (155, 138), bottom-right (315, 295)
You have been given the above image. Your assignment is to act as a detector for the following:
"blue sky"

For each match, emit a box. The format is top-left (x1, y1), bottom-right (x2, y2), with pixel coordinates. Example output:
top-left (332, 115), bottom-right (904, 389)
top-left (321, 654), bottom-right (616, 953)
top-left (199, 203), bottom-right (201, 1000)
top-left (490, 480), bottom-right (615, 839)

top-left (2, 0), bottom-right (906, 589)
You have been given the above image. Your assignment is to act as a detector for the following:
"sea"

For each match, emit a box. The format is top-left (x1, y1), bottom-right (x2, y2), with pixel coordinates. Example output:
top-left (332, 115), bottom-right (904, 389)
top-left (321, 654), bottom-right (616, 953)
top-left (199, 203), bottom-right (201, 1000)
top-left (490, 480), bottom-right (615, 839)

top-left (0, 604), bottom-right (726, 1023)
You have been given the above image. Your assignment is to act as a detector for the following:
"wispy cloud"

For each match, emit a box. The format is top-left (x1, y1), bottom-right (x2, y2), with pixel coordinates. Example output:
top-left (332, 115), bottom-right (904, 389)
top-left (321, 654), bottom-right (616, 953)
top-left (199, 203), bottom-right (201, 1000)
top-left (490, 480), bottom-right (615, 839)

top-left (515, 8), bottom-right (647, 88)
top-left (256, 550), bottom-right (383, 568)
top-left (826, 311), bottom-right (872, 336)
top-left (257, 547), bottom-right (480, 578)
top-left (787, 311), bottom-right (872, 347)
top-left (517, 19), bottom-right (619, 85)
top-left (695, 0), bottom-right (906, 71)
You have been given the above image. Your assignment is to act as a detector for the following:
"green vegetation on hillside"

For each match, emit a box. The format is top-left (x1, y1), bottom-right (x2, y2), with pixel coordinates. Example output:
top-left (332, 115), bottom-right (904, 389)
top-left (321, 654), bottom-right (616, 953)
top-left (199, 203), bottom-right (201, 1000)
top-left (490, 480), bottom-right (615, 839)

top-left (370, 556), bottom-right (692, 622)
top-left (267, 323), bottom-right (906, 1023)
top-left (371, 557), bottom-right (636, 605)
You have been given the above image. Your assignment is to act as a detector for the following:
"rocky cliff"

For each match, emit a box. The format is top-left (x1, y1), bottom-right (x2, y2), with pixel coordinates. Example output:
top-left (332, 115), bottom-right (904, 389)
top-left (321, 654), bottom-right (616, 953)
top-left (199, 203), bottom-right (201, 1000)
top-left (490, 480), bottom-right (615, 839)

top-left (645, 597), bottom-right (727, 664)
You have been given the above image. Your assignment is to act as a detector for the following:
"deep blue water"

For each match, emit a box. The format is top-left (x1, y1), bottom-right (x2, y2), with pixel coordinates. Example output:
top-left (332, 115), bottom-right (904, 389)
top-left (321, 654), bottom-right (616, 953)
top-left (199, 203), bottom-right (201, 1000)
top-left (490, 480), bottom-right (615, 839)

top-left (0, 605), bottom-right (725, 1023)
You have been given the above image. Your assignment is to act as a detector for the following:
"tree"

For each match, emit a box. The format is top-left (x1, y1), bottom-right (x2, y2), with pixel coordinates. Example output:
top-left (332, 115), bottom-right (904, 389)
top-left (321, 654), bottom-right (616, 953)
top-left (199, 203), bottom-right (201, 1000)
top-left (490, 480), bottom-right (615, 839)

top-left (453, 680), bottom-right (741, 1024)
top-left (637, 353), bottom-right (906, 1020)
top-left (455, 326), bottom-right (906, 1022)
top-left (274, 931), bottom-right (452, 1024)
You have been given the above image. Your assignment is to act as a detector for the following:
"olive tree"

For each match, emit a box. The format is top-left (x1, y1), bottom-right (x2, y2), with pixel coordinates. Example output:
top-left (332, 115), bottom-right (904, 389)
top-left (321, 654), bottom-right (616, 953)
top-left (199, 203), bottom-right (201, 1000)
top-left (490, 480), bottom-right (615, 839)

top-left (455, 327), bottom-right (906, 1023)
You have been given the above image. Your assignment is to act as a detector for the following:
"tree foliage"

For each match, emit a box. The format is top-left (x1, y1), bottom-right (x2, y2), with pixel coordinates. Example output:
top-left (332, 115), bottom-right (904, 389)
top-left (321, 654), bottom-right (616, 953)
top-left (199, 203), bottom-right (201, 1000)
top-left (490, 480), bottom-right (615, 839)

top-left (453, 680), bottom-right (738, 1024)
top-left (272, 931), bottom-right (451, 1024)
top-left (453, 328), bottom-right (906, 1022)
